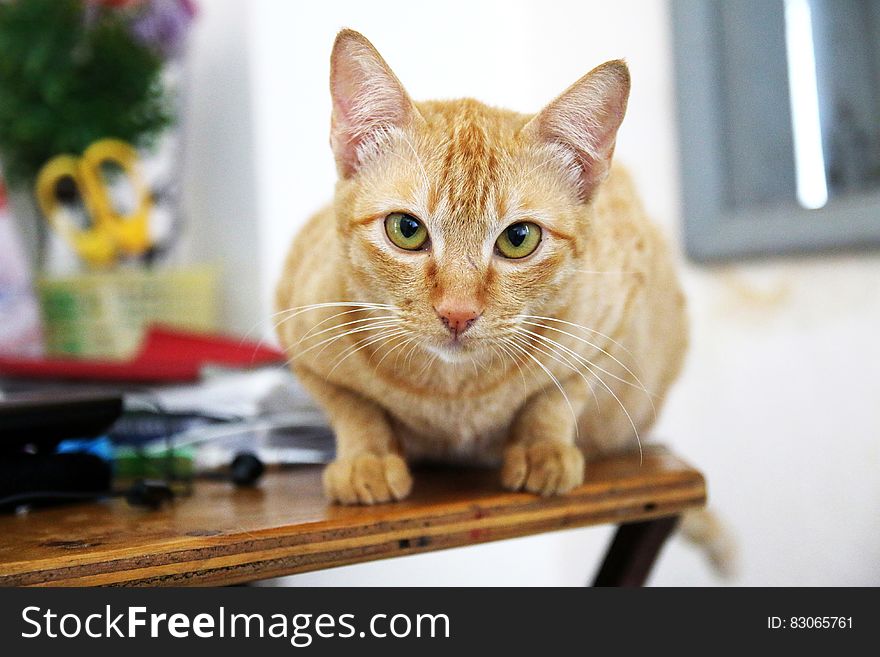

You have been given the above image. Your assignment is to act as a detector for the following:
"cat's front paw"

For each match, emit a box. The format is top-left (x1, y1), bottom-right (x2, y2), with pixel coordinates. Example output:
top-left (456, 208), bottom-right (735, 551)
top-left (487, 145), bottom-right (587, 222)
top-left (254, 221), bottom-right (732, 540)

top-left (501, 440), bottom-right (585, 496)
top-left (323, 453), bottom-right (413, 505)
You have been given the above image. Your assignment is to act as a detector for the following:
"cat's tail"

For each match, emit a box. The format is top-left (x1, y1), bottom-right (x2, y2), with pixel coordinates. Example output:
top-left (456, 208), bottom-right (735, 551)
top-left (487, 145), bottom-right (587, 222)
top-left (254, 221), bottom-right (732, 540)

top-left (678, 508), bottom-right (738, 579)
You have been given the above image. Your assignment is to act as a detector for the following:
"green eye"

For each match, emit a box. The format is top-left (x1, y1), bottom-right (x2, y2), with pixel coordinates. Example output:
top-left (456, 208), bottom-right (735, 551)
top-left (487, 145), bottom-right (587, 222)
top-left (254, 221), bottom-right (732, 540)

top-left (385, 212), bottom-right (429, 251)
top-left (496, 222), bottom-right (542, 259)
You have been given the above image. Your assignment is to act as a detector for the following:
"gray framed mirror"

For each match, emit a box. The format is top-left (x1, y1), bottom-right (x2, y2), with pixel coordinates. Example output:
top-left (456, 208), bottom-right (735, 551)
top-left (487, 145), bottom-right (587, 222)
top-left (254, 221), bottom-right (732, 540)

top-left (671, 0), bottom-right (880, 261)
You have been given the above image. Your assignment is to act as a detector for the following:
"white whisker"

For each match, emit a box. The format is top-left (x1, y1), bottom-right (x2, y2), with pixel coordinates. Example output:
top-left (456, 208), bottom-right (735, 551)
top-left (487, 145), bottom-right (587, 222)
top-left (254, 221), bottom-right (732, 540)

top-left (327, 328), bottom-right (408, 378)
top-left (511, 329), bottom-right (601, 411)
top-left (272, 301), bottom-right (394, 321)
top-left (514, 328), bottom-right (643, 465)
top-left (416, 350), bottom-right (439, 378)
top-left (504, 334), bottom-right (579, 439)
top-left (296, 314), bottom-right (398, 346)
top-left (510, 331), bottom-right (598, 412)
top-left (517, 316), bottom-right (653, 399)
top-left (297, 306), bottom-right (400, 343)
top-left (579, 358), bottom-right (644, 465)
top-left (402, 338), bottom-right (422, 371)
top-left (495, 339), bottom-right (529, 397)
top-left (272, 302), bottom-right (396, 341)
top-left (241, 302), bottom-right (390, 363)
top-left (519, 326), bottom-right (655, 418)
top-left (374, 333), bottom-right (417, 373)
top-left (289, 319), bottom-right (400, 364)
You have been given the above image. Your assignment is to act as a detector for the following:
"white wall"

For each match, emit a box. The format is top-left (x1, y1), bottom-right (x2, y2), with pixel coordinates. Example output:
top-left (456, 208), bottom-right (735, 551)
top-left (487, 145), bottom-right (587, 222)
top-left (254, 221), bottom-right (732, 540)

top-left (181, 0), bottom-right (262, 334)
top-left (188, 0), bottom-right (880, 585)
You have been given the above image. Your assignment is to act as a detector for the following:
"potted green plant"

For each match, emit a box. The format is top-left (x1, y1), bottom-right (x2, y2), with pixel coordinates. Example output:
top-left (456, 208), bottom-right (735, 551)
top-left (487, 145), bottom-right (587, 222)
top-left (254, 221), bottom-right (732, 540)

top-left (0, 0), bottom-right (206, 359)
top-left (0, 0), bottom-right (195, 269)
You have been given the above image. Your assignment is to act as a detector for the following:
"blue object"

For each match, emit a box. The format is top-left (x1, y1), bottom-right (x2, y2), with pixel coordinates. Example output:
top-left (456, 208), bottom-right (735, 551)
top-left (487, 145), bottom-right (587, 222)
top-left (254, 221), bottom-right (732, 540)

top-left (56, 436), bottom-right (114, 462)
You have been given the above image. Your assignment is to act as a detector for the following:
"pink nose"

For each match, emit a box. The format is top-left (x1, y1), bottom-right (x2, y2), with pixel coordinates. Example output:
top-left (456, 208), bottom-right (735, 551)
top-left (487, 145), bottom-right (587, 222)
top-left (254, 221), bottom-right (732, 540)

top-left (435, 302), bottom-right (482, 338)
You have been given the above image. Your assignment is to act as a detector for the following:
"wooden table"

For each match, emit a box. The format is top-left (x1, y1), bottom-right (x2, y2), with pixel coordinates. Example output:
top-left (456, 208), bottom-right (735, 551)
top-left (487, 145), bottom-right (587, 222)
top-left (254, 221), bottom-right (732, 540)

top-left (0, 446), bottom-right (705, 587)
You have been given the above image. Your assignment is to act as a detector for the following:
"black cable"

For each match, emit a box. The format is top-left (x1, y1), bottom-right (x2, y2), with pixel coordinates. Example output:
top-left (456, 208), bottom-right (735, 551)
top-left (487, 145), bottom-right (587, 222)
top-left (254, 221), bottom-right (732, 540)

top-left (0, 490), bottom-right (110, 506)
top-left (0, 479), bottom-right (174, 511)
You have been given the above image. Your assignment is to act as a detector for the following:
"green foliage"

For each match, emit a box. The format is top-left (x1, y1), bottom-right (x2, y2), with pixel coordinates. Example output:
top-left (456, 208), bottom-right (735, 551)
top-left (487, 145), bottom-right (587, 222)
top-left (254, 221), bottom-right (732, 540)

top-left (0, 0), bottom-right (172, 187)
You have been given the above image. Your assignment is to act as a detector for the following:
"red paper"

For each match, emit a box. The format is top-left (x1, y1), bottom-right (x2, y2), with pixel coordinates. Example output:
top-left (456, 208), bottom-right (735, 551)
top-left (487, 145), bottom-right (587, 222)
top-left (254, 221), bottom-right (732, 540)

top-left (0, 326), bottom-right (284, 383)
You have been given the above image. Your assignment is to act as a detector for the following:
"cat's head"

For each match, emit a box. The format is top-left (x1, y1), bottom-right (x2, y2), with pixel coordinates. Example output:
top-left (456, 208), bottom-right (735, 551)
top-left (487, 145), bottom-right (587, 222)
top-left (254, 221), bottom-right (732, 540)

top-left (330, 29), bottom-right (629, 362)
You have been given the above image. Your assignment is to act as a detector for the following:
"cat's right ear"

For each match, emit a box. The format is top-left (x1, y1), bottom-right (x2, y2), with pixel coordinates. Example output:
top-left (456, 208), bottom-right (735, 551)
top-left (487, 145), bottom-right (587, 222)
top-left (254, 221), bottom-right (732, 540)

top-left (329, 29), bottom-right (420, 178)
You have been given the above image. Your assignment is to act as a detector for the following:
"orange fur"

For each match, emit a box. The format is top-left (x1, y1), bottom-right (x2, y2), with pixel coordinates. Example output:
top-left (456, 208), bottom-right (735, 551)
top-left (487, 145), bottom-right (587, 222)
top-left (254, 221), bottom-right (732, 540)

top-left (275, 30), bottom-right (687, 504)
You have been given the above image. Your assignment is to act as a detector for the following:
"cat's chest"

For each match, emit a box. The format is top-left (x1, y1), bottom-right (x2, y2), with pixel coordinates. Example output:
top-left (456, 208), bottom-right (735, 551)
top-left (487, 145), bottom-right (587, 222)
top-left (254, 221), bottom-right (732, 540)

top-left (363, 370), bottom-right (525, 463)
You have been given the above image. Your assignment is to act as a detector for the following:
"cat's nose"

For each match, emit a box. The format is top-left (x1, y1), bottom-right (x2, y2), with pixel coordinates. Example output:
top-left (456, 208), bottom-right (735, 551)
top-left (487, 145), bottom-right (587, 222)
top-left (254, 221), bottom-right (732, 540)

top-left (434, 302), bottom-right (482, 339)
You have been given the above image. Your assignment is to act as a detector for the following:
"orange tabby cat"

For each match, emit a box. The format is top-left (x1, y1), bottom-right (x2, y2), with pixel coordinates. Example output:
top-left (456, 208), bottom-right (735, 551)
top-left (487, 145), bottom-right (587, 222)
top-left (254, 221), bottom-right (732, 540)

top-left (276, 29), bottom-right (687, 505)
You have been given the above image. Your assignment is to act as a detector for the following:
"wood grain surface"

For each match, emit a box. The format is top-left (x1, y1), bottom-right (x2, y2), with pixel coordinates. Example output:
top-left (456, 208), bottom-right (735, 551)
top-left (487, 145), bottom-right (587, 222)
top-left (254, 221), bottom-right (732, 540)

top-left (0, 445), bottom-right (705, 586)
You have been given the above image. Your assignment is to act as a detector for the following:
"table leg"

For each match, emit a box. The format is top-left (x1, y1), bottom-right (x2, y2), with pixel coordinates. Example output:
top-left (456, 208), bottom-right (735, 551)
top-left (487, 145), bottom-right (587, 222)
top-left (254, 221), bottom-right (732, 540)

top-left (591, 515), bottom-right (679, 587)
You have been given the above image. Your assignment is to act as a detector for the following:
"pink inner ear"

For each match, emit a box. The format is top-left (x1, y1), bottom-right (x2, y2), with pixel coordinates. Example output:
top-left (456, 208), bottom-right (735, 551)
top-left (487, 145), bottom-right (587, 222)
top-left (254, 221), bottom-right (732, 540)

top-left (329, 33), bottom-right (415, 178)
top-left (530, 61), bottom-right (630, 200)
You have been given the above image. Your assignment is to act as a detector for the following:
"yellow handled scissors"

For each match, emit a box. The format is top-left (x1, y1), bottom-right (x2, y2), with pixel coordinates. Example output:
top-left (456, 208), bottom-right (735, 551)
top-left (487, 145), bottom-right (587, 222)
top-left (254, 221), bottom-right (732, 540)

top-left (35, 138), bottom-right (153, 268)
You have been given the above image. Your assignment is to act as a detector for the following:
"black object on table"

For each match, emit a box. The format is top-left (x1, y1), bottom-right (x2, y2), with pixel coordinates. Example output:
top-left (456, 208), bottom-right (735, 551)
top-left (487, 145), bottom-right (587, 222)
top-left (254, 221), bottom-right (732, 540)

top-left (0, 391), bottom-right (123, 511)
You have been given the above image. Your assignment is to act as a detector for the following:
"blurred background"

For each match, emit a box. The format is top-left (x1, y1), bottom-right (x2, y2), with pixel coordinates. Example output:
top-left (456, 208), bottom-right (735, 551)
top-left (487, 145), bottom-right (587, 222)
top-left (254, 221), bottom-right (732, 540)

top-left (1, 0), bottom-right (878, 585)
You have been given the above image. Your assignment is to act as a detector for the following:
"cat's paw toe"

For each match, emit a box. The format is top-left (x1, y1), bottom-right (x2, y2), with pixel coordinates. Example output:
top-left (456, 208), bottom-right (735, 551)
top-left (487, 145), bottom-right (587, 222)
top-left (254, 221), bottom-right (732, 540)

top-left (323, 453), bottom-right (413, 505)
top-left (501, 440), bottom-right (584, 496)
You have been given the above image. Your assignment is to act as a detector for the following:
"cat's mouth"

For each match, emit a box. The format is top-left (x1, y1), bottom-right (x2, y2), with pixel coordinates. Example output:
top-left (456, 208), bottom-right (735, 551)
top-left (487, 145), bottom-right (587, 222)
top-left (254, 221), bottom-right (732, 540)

top-left (424, 337), bottom-right (477, 363)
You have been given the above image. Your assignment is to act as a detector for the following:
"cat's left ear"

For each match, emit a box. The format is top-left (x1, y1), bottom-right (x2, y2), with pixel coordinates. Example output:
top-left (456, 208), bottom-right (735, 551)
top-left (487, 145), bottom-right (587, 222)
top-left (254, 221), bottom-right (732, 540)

top-left (523, 60), bottom-right (630, 201)
top-left (329, 29), bottom-right (421, 178)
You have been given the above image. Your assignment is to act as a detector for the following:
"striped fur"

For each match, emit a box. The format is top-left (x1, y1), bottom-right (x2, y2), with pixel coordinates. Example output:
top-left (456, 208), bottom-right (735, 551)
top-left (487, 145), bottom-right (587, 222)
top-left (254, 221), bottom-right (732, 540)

top-left (276, 30), bottom-right (687, 505)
